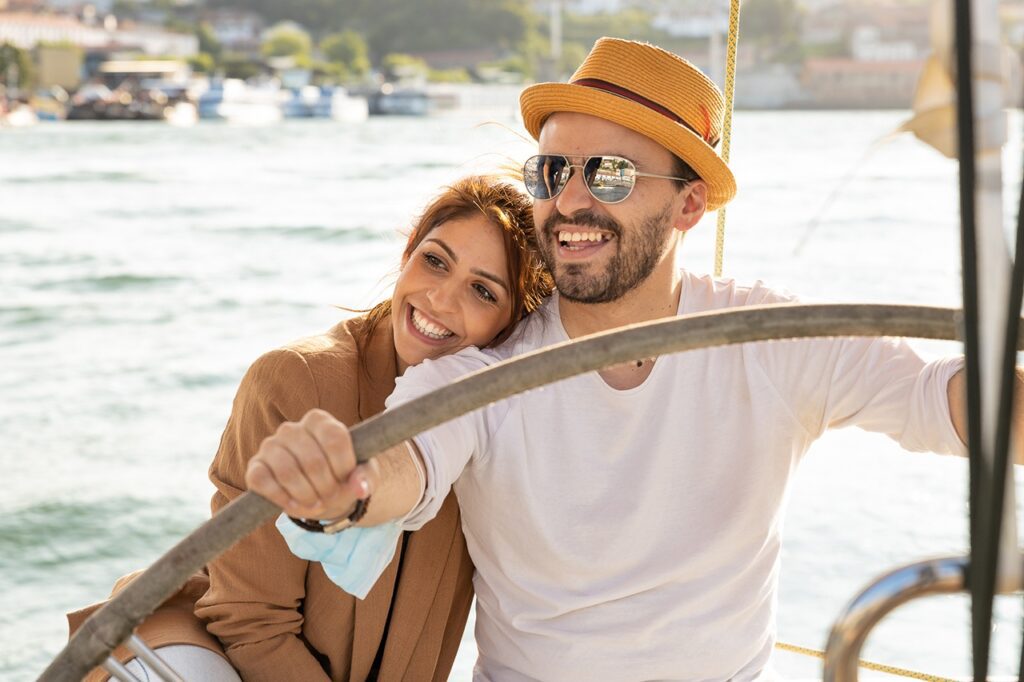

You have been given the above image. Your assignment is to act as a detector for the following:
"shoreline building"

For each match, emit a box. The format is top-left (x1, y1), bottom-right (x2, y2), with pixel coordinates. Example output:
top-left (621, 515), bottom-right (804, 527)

top-left (0, 11), bottom-right (197, 89)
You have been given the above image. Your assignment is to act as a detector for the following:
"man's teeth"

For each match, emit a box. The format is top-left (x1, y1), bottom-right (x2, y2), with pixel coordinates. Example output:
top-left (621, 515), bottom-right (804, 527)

top-left (411, 308), bottom-right (454, 339)
top-left (558, 230), bottom-right (610, 244)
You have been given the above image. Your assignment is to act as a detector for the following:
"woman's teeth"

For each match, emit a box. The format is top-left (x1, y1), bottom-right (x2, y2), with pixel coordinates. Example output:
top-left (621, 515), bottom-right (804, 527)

top-left (411, 307), bottom-right (454, 340)
top-left (558, 230), bottom-right (611, 246)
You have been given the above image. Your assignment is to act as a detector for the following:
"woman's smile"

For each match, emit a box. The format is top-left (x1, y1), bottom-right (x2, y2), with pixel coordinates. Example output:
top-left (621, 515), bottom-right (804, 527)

top-left (407, 304), bottom-right (455, 343)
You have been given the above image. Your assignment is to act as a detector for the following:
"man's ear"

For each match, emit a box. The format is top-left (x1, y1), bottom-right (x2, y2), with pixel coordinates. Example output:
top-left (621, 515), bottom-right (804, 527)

top-left (674, 180), bottom-right (707, 233)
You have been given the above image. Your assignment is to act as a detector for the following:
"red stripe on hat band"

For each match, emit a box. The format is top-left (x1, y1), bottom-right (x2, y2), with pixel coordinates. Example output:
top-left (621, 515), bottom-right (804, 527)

top-left (571, 77), bottom-right (718, 146)
top-left (572, 78), bottom-right (682, 123)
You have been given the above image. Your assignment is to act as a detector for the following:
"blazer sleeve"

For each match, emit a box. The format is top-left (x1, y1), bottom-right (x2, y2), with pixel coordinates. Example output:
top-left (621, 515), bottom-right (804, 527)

top-left (195, 348), bottom-right (337, 682)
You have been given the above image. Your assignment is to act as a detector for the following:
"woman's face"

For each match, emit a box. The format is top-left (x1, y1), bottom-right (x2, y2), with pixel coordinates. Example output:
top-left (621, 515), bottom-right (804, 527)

top-left (392, 214), bottom-right (514, 371)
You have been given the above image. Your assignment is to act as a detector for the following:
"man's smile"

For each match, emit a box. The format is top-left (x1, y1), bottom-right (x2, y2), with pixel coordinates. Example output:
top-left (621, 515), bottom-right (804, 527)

top-left (555, 229), bottom-right (614, 260)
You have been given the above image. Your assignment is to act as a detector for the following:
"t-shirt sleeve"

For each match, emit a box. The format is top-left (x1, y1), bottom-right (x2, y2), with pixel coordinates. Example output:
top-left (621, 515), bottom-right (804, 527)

top-left (385, 348), bottom-right (496, 530)
top-left (739, 281), bottom-right (966, 456)
top-left (753, 334), bottom-right (966, 456)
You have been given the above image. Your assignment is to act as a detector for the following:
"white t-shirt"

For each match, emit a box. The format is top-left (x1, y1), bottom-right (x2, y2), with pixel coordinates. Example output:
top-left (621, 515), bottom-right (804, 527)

top-left (387, 270), bottom-right (966, 682)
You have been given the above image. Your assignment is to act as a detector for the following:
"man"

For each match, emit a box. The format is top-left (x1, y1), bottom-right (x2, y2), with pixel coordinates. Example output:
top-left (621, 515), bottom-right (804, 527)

top-left (248, 38), bottom-right (976, 680)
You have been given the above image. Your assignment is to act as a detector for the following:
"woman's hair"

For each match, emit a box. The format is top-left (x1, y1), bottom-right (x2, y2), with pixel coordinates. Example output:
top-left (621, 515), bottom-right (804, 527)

top-left (358, 175), bottom-right (553, 354)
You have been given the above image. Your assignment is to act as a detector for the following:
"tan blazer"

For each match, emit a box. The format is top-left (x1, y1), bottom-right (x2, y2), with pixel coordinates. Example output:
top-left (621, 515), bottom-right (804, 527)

top-left (69, 315), bottom-right (474, 681)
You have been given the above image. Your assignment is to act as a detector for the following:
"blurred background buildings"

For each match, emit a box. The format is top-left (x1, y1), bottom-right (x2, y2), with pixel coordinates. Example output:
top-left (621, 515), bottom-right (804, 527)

top-left (1, 0), bottom-right (1023, 123)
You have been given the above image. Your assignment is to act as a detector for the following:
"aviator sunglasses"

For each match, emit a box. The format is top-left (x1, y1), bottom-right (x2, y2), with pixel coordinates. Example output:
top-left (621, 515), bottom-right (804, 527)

top-left (522, 154), bottom-right (695, 205)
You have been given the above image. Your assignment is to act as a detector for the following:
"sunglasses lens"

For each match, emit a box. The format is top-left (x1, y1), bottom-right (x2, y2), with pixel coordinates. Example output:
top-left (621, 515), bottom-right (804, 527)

top-left (587, 157), bottom-right (636, 203)
top-left (523, 155), bottom-right (569, 200)
top-left (523, 155), bottom-right (637, 203)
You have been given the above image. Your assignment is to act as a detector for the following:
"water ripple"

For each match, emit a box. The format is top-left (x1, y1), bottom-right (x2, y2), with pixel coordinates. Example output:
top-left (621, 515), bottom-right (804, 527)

top-left (4, 170), bottom-right (154, 184)
top-left (0, 219), bottom-right (36, 233)
top-left (0, 305), bottom-right (60, 326)
top-left (0, 498), bottom-right (202, 571)
top-left (201, 224), bottom-right (387, 242)
top-left (33, 274), bottom-right (186, 292)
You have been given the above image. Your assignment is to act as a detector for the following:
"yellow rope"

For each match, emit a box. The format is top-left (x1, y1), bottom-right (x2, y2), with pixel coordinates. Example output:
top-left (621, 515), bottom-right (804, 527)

top-left (775, 641), bottom-right (959, 682)
top-left (714, 0), bottom-right (741, 277)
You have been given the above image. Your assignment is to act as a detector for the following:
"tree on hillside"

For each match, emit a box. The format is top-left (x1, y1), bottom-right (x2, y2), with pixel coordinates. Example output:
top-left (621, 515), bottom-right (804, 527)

top-left (320, 30), bottom-right (370, 77)
top-left (0, 43), bottom-right (34, 90)
top-left (559, 8), bottom-right (670, 48)
top-left (262, 23), bottom-right (313, 60)
top-left (380, 53), bottom-right (429, 82)
top-left (207, 0), bottom-right (373, 39)
top-left (358, 0), bottom-right (530, 59)
top-left (211, 0), bottom-right (531, 60)
top-left (741, 0), bottom-right (803, 62)
top-left (197, 21), bottom-right (223, 61)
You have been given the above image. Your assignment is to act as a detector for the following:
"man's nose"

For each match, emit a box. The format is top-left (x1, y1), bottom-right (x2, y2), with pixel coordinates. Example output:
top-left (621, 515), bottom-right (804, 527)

top-left (554, 168), bottom-right (595, 216)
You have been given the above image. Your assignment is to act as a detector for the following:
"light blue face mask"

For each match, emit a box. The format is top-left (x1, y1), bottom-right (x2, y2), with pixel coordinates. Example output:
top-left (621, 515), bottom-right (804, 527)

top-left (275, 514), bottom-right (403, 599)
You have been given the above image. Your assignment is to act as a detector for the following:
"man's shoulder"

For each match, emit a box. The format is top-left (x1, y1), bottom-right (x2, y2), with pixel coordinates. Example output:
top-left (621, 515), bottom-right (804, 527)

top-left (485, 296), bottom-right (560, 360)
top-left (679, 269), bottom-right (801, 314)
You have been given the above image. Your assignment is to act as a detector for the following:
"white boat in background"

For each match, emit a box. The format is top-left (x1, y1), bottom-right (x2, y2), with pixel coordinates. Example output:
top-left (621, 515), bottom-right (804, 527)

top-left (164, 100), bottom-right (198, 127)
top-left (197, 79), bottom-right (285, 124)
top-left (366, 83), bottom-right (431, 116)
top-left (0, 102), bottom-right (38, 127)
top-left (425, 83), bottom-right (522, 119)
top-left (282, 85), bottom-right (368, 122)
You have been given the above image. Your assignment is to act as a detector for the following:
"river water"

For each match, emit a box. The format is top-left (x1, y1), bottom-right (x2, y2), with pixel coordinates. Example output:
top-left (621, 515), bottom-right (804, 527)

top-left (3, 110), bottom-right (1024, 679)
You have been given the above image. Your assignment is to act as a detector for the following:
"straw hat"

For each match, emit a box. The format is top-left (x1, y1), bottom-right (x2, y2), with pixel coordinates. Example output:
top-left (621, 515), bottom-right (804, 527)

top-left (520, 37), bottom-right (737, 211)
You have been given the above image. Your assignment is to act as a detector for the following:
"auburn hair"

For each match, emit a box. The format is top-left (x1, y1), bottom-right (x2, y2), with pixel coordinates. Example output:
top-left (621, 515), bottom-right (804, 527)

top-left (356, 175), bottom-right (553, 357)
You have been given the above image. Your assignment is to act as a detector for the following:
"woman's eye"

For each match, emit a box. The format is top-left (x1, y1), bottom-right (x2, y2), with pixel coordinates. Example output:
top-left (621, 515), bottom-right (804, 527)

top-left (473, 283), bottom-right (497, 303)
top-left (424, 253), bottom-right (446, 270)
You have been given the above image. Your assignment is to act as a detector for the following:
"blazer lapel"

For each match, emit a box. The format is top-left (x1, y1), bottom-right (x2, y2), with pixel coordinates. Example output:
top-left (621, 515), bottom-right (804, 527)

top-left (353, 314), bottom-right (397, 424)
top-left (349, 538), bottom-right (404, 680)
top-left (377, 494), bottom-right (462, 679)
top-left (349, 312), bottom-right (403, 679)
top-left (349, 311), bottom-right (464, 679)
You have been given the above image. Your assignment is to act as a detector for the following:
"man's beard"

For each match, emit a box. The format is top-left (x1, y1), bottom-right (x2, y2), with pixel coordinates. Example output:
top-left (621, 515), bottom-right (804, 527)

top-left (539, 202), bottom-right (675, 304)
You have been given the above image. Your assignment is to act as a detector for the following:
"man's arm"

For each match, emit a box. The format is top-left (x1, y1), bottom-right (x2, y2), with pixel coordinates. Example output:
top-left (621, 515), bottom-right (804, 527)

top-left (245, 408), bottom-right (424, 525)
top-left (947, 368), bottom-right (1024, 465)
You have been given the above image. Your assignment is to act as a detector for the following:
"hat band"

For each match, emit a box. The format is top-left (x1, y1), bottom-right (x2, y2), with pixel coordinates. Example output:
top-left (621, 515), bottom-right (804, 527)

top-left (571, 77), bottom-right (718, 147)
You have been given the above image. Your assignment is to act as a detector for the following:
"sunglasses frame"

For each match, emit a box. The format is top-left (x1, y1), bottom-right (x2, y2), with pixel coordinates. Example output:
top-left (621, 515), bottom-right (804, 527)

top-left (523, 154), bottom-right (695, 205)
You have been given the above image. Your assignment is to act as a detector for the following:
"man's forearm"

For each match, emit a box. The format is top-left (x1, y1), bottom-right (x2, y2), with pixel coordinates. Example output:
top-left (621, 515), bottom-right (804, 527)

top-left (948, 367), bottom-right (1024, 465)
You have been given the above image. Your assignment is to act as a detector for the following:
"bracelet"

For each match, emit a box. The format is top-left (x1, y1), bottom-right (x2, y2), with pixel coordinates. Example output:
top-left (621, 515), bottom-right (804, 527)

top-left (288, 497), bottom-right (371, 535)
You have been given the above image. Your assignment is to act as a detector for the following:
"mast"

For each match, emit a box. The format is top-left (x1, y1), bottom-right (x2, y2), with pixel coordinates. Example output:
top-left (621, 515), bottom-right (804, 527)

top-left (951, 0), bottom-right (1019, 674)
top-left (823, 0), bottom-right (1023, 675)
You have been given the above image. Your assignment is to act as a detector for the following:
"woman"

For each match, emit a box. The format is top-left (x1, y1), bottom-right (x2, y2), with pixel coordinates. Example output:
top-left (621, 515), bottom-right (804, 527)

top-left (68, 176), bottom-right (552, 681)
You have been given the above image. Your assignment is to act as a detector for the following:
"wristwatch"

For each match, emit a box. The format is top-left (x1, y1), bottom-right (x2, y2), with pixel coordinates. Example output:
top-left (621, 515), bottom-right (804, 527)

top-left (288, 497), bottom-right (371, 535)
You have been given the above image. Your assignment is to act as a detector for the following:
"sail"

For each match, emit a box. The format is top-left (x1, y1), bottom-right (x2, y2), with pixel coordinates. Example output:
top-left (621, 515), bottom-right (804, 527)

top-left (897, 0), bottom-right (1010, 160)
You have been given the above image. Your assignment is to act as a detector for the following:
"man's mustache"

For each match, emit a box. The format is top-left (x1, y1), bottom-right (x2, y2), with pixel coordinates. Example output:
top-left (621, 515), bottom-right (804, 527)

top-left (541, 211), bottom-right (621, 238)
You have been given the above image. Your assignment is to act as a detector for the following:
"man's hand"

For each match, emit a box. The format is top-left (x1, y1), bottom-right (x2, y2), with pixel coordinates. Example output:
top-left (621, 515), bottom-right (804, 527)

top-left (245, 408), bottom-right (377, 520)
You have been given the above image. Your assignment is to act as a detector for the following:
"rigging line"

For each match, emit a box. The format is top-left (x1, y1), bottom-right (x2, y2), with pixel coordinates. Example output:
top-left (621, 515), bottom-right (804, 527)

top-left (776, 641), bottom-right (957, 682)
top-left (950, 0), bottom-right (990, 676)
top-left (792, 136), bottom-right (888, 258)
top-left (713, 0), bottom-right (740, 278)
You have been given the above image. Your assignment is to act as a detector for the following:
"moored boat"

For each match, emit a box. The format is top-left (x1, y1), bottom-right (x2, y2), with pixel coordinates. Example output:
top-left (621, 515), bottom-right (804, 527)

top-left (197, 79), bottom-right (286, 124)
top-left (281, 85), bottom-right (368, 122)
